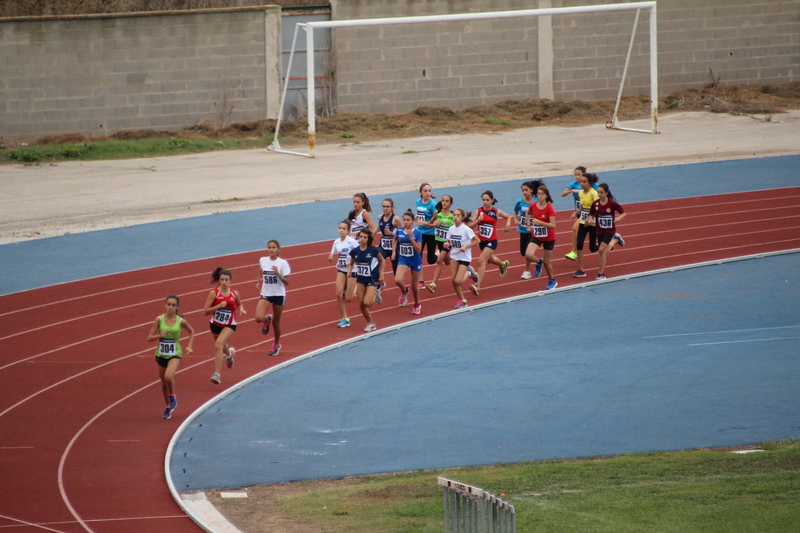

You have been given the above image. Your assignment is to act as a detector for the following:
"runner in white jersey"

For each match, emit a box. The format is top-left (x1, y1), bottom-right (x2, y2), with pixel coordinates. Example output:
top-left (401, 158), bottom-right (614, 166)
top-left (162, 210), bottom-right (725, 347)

top-left (256, 240), bottom-right (291, 356)
top-left (443, 208), bottom-right (481, 309)
top-left (348, 192), bottom-right (377, 237)
top-left (328, 220), bottom-right (359, 328)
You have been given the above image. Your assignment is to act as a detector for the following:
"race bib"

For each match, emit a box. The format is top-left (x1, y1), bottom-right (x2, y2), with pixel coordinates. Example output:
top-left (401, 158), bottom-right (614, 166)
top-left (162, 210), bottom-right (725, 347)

top-left (435, 226), bottom-right (448, 240)
top-left (532, 223), bottom-right (548, 238)
top-left (517, 209), bottom-right (527, 226)
top-left (450, 237), bottom-right (462, 250)
top-left (575, 198), bottom-right (581, 211)
top-left (415, 212), bottom-right (426, 223)
top-left (399, 243), bottom-right (413, 257)
top-left (213, 308), bottom-right (232, 325)
top-left (380, 236), bottom-right (393, 250)
top-left (159, 338), bottom-right (176, 356)
top-left (263, 271), bottom-right (279, 285)
top-left (479, 223), bottom-right (493, 239)
top-left (598, 215), bottom-right (614, 229)
top-left (356, 263), bottom-right (371, 277)
top-left (337, 253), bottom-right (348, 269)
top-left (580, 209), bottom-right (590, 223)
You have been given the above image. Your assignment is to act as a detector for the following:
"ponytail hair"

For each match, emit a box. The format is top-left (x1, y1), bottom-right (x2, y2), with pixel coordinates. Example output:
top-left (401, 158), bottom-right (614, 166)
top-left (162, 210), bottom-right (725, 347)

top-left (575, 165), bottom-right (587, 175)
top-left (536, 185), bottom-right (553, 204)
top-left (210, 267), bottom-right (232, 284)
top-left (419, 183), bottom-right (436, 200)
top-left (583, 173), bottom-right (599, 185)
top-left (481, 190), bottom-right (499, 205)
top-left (402, 209), bottom-right (415, 220)
top-left (349, 192), bottom-right (372, 221)
top-left (453, 207), bottom-right (473, 224)
top-left (598, 182), bottom-right (614, 200)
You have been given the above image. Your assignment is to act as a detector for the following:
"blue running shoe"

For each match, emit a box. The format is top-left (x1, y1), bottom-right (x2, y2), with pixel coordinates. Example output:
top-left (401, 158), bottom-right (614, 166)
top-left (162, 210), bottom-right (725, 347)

top-left (261, 315), bottom-right (272, 335)
top-left (573, 270), bottom-right (587, 278)
top-left (162, 407), bottom-right (171, 419)
top-left (546, 279), bottom-right (558, 290)
top-left (168, 394), bottom-right (177, 411)
top-left (268, 344), bottom-right (281, 356)
top-left (534, 259), bottom-right (543, 277)
top-left (467, 266), bottom-right (479, 283)
top-left (337, 318), bottom-right (351, 328)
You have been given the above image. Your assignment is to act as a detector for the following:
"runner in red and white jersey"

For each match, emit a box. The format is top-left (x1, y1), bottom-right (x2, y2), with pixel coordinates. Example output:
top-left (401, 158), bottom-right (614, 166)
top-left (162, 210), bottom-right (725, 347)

top-left (203, 267), bottom-right (245, 385)
top-left (524, 185), bottom-right (559, 290)
top-left (467, 190), bottom-right (512, 296)
top-left (588, 183), bottom-right (627, 280)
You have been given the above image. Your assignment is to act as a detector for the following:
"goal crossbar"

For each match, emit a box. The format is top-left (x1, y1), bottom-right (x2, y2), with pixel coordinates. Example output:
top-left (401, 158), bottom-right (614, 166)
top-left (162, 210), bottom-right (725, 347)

top-left (271, 1), bottom-right (658, 157)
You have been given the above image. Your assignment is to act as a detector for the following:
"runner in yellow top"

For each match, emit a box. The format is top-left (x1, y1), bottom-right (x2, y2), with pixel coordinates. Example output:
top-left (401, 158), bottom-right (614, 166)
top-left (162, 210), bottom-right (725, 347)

top-left (569, 172), bottom-right (600, 278)
top-left (147, 295), bottom-right (195, 419)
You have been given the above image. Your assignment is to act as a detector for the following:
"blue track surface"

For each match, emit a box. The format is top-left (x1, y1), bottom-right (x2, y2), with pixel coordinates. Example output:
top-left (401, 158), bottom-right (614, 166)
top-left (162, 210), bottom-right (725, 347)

top-left (170, 252), bottom-right (800, 490)
top-left (2, 154), bottom-right (799, 295)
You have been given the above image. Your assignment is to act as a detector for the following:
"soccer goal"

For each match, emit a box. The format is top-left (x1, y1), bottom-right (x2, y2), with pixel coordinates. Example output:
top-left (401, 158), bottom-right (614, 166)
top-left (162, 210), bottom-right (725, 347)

top-left (271, 1), bottom-right (658, 158)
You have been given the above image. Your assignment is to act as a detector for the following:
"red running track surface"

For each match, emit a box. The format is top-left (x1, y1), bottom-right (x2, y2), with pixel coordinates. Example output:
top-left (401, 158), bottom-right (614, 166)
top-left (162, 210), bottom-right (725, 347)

top-left (1, 189), bottom-right (799, 533)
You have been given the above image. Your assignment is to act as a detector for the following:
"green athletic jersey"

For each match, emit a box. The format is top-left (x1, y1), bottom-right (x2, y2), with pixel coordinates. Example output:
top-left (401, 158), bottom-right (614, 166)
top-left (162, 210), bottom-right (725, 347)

top-left (434, 212), bottom-right (454, 242)
top-left (155, 314), bottom-right (183, 358)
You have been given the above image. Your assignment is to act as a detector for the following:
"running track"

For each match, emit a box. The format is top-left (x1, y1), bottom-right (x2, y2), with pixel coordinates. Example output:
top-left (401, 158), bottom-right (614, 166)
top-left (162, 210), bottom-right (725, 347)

top-left (2, 186), bottom-right (800, 532)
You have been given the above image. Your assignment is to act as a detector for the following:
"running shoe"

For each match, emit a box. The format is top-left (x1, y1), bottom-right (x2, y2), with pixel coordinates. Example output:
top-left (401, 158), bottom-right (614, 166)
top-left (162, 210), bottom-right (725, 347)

top-left (565, 251), bottom-right (578, 261)
top-left (337, 318), bottom-right (351, 328)
top-left (454, 300), bottom-right (468, 309)
top-left (398, 288), bottom-right (409, 307)
top-left (168, 394), bottom-right (177, 411)
top-left (268, 344), bottom-right (281, 356)
top-left (261, 315), bottom-right (272, 335)
top-left (499, 260), bottom-right (509, 277)
top-left (615, 233), bottom-right (626, 247)
top-left (534, 259), bottom-right (543, 277)
top-left (470, 283), bottom-right (480, 296)
top-left (520, 271), bottom-right (531, 280)
top-left (162, 406), bottom-right (172, 419)
top-left (573, 270), bottom-right (587, 278)
top-left (411, 303), bottom-right (422, 315)
top-left (546, 279), bottom-right (558, 290)
top-left (210, 373), bottom-right (221, 384)
top-left (375, 285), bottom-right (383, 305)
top-left (418, 280), bottom-right (426, 289)
top-left (364, 322), bottom-right (377, 332)
top-left (425, 282), bottom-right (436, 294)
top-left (377, 281), bottom-right (386, 292)
top-left (467, 266), bottom-right (479, 283)
top-left (225, 347), bottom-right (235, 369)
top-left (596, 274), bottom-right (607, 281)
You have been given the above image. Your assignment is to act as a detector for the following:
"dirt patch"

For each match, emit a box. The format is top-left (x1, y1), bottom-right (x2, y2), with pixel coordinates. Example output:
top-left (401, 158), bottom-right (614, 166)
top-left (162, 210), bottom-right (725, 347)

top-left (21, 82), bottom-right (800, 149)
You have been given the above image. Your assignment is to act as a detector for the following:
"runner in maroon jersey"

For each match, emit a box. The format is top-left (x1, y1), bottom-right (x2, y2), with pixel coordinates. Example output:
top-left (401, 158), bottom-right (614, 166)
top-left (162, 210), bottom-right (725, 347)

top-left (467, 190), bottom-right (512, 296)
top-left (587, 183), bottom-right (627, 280)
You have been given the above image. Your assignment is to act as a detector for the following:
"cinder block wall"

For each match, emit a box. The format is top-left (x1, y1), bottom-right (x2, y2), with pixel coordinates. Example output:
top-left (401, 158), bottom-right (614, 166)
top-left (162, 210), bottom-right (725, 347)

top-left (331, 0), bottom-right (799, 115)
top-left (0, 6), bottom-right (281, 142)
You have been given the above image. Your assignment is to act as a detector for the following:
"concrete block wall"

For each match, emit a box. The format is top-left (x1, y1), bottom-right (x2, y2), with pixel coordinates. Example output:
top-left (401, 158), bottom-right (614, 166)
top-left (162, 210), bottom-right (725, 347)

top-left (0, 6), bottom-right (281, 142)
top-left (331, 0), bottom-right (799, 115)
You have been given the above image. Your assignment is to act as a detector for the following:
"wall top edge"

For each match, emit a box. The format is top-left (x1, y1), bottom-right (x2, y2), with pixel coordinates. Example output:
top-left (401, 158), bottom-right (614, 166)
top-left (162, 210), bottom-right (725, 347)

top-left (0, 5), bottom-right (281, 24)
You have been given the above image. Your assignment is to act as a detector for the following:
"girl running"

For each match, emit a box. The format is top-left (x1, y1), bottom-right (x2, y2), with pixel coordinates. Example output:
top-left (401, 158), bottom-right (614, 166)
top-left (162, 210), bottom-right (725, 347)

top-left (348, 193), bottom-right (377, 237)
top-left (255, 240), bottom-right (290, 356)
top-left (147, 295), bottom-right (195, 419)
top-left (415, 183), bottom-right (438, 286)
top-left (570, 172), bottom-right (600, 278)
top-left (468, 190), bottom-right (512, 296)
top-left (524, 185), bottom-right (559, 290)
top-left (588, 183), bottom-right (627, 280)
top-left (347, 228), bottom-right (385, 332)
top-left (204, 267), bottom-right (245, 384)
top-left (328, 220), bottom-right (359, 328)
top-left (392, 210), bottom-right (424, 315)
top-left (377, 197), bottom-right (402, 283)
top-left (424, 194), bottom-right (454, 294)
top-left (443, 208), bottom-right (480, 309)
top-left (561, 166), bottom-right (589, 261)
top-left (513, 180), bottom-right (543, 279)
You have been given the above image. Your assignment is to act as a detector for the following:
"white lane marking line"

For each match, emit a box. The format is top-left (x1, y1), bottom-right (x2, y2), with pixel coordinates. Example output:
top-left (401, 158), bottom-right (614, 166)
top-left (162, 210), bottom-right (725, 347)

top-left (0, 512), bottom-right (69, 532)
top-left (689, 336), bottom-right (800, 346)
top-left (645, 325), bottom-right (800, 339)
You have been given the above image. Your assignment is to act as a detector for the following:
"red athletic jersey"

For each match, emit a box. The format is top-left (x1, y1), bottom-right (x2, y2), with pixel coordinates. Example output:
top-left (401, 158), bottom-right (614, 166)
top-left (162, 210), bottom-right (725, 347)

top-left (209, 287), bottom-right (238, 327)
top-left (589, 199), bottom-right (625, 235)
top-left (530, 202), bottom-right (556, 241)
top-left (475, 206), bottom-right (499, 241)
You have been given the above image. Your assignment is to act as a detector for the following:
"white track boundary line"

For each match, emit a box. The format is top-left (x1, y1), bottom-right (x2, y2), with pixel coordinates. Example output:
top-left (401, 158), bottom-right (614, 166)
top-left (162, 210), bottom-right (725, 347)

top-left (165, 247), bottom-right (800, 533)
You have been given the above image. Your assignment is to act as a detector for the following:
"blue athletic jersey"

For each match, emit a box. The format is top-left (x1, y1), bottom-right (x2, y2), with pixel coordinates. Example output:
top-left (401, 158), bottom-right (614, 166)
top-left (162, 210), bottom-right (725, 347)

top-left (378, 214), bottom-right (398, 253)
top-left (415, 198), bottom-right (436, 236)
top-left (514, 198), bottom-right (533, 234)
top-left (394, 227), bottom-right (423, 268)
top-left (349, 245), bottom-right (382, 282)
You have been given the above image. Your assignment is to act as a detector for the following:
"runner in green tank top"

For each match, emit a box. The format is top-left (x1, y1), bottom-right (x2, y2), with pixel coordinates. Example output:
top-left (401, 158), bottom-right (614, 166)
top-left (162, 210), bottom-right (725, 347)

top-left (147, 295), bottom-right (195, 420)
top-left (424, 195), bottom-right (454, 294)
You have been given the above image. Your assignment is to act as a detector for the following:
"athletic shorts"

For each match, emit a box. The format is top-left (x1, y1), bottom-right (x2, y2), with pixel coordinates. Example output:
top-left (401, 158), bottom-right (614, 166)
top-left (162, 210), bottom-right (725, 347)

top-left (209, 322), bottom-right (237, 335)
top-left (479, 239), bottom-right (498, 251)
top-left (598, 232), bottom-right (615, 245)
top-left (356, 276), bottom-right (377, 287)
top-left (397, 255), bottom-right (422, 272)
top-left (519, 232), bottom-right (532, 256)
top-left (530, 236), bottom-right (555, 251)
top-left (261, 295), bottom-right (286, 306)
top-left (155, 355), bottom-right (180, 368)
top-left (456, 260), bottom-right (471, 268)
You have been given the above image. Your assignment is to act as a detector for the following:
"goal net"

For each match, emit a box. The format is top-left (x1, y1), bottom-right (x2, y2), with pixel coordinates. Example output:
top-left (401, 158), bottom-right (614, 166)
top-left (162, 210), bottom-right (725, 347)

top-left (272, 1), bottom-right (658, 158)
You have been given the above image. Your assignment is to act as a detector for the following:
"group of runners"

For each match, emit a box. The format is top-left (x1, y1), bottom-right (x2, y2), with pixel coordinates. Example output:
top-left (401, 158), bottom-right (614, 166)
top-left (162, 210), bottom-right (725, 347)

top-left (147, 170), bottom-right (626, 419)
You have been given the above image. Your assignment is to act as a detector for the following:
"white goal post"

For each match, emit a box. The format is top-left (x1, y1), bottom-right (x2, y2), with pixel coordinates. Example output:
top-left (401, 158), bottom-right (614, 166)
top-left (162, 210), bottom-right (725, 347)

top-left (271, 1), bottom-right (658, 158)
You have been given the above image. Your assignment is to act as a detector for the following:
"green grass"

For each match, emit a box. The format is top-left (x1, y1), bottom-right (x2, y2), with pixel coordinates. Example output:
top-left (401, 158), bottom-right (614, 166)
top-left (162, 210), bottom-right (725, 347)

top-left (265, 439), bottom-right (800, 533)
top-left (485, 117), bottom-right (511, 126)
top-left (0, 137), bottom-right (269, 163)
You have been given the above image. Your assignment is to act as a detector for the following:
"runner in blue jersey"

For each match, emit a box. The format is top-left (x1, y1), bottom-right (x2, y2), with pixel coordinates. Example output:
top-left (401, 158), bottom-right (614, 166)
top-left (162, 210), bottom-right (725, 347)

top-left (392, 210), bottom-right (423, 315)
top-left (513, 180), bottom-right (543, 280)
top-left (415, 183), bottom-right (438, 286)
top-left (377, 197), bottom-right (402, 279)
top-left (347, 228), bottom-right (385, 332)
